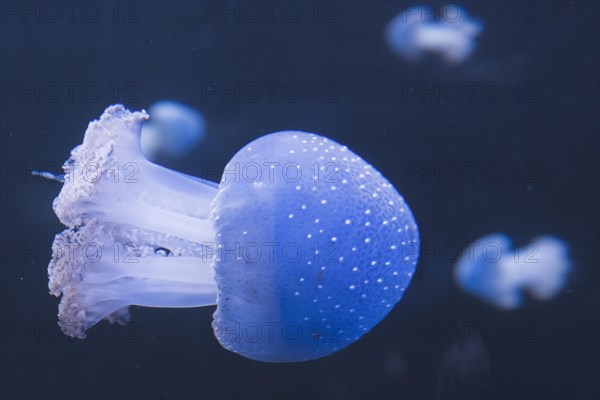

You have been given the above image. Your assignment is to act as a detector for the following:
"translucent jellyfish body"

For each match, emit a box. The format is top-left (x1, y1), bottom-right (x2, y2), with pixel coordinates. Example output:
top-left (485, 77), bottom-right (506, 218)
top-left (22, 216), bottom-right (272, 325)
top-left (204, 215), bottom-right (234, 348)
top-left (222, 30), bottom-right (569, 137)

top-left (140, 100), bottom-right (206, 160)
top-left (454, 234), bottom-right (571, 309)
top-left (385, 5), bottom-right (482, 64)
top-left (48, 105), bottom-right (419, 362)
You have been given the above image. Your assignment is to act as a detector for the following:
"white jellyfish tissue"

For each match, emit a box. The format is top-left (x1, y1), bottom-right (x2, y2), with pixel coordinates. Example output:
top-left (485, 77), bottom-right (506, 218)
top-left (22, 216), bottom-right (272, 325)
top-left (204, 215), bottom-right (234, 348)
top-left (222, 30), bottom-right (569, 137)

top-left (454, 234), bottom-right (572, 309)
top-left (385, 5), bottom-right (482, 64)
top-left (140, 100), bottom-right (206, 160)
top-left (47, 105), bottom-right (420, 362)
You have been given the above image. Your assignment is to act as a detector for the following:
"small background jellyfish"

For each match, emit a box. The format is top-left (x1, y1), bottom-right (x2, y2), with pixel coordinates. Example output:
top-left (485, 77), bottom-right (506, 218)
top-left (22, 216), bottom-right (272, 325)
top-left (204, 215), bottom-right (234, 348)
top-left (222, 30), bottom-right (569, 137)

top-left (140, 100), bottom-right (206, 160)
top-left (454, 234), bottom-right (572, 309)
top-left (385, 4), bottom-right (482, 64)
top-left (435, 338), bottom-right (491, 398)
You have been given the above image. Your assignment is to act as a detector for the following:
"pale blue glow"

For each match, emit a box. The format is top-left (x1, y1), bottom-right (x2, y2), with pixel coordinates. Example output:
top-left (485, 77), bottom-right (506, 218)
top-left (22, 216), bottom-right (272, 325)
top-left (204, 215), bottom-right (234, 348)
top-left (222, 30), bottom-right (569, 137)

top-left (385, 5), bottom-right (482, 64)
top-left (48, 105), bottom-right (419, 362)
top-left (140, 100), bottom-right (206, 159)
top-left (454, 234), bottom-right (571, 309)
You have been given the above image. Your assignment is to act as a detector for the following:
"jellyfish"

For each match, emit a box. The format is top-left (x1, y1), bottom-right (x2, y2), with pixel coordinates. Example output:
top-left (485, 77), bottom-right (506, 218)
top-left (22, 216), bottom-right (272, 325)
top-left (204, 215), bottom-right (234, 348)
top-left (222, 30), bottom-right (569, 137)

top-left (385, 5), bottom-right (482, 64)
top-left (454, 234), bottom-right (571, 309)
top-left (48, 105), bottom-right (420, 362)
top-left (140, 100), bottom-right (206, 160)
top-left (436, 338), bottom-right (491, 398)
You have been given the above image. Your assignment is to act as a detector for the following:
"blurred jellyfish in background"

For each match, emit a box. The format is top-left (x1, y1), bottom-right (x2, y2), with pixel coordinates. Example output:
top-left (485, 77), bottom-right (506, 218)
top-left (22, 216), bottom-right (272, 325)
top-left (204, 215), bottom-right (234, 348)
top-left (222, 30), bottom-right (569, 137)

top-left (383, 351), bottom-right (409, 383)
top-left (436, 338), bottom-right (491, 398)
top-left (385, 4), bottom-right (482, 64)
top-left (140, 100), bottom-right (206, 160)
top-left (454, 234), bottom-right (572, 309)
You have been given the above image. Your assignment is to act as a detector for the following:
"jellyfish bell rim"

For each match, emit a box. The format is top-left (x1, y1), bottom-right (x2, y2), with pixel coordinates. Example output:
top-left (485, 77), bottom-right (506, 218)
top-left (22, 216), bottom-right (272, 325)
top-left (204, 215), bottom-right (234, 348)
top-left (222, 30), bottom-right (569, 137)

top-left (210, 130), bottom-right (420, 362)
